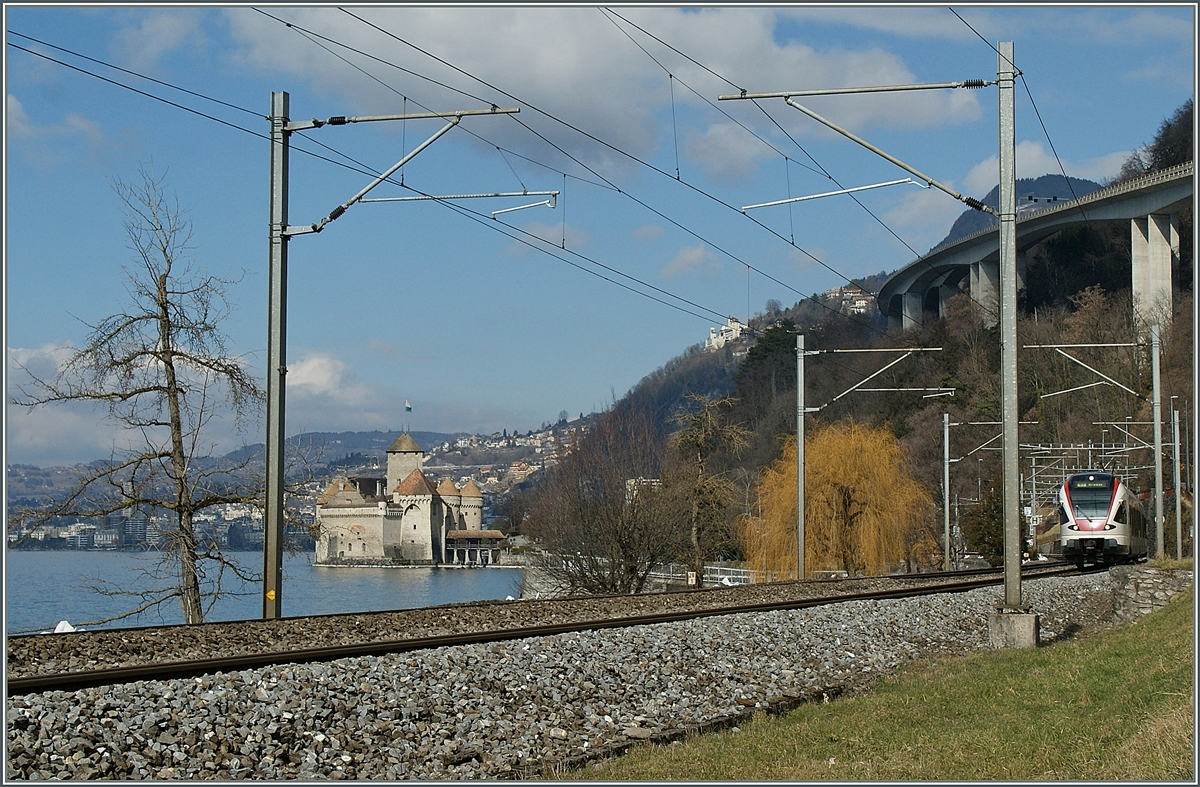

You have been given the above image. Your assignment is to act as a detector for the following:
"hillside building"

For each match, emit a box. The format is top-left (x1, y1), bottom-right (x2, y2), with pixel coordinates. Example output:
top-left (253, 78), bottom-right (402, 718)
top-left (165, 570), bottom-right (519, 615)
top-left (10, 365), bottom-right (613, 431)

top-left (704, 317), bottom-right (746, 351)
top-left (314, 434), bottom-right (505, 566)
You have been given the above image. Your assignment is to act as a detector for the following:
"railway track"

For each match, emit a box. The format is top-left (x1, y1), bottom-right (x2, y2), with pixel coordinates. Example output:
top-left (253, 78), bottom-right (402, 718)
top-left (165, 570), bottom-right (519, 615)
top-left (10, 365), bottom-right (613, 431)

top-left (6, 562), bottom-right (1084, 696)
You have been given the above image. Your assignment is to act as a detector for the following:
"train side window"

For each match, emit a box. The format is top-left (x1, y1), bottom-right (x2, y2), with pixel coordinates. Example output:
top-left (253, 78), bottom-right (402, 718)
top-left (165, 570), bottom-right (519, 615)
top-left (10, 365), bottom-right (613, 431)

top-left (1057, 504), bottom-right (1069, 525)
top-left (1114, 502), bottom-right (1127, 524)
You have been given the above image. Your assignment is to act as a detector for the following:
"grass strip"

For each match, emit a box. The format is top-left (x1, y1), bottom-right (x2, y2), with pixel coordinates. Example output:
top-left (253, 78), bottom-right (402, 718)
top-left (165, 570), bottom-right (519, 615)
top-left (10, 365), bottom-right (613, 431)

top-left (566, 590), bottom-right (1194, 781)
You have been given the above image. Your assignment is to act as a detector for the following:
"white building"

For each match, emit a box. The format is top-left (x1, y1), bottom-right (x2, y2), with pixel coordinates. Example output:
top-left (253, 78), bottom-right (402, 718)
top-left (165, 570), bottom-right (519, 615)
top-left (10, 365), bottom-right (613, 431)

top-left (704, 317), bottom-right (746, 351)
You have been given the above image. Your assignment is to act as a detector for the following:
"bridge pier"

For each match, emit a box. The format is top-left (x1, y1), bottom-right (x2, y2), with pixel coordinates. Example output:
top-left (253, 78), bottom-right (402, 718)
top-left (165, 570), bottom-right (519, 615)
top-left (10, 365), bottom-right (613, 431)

top-left (1132, 213), bottom-right (1178, 332)
top-left (938, 282), bottom-right (960, 317)
top-left (971, 259), bottom-right (1000, 327)
top-left (901, 291), bottom-right (923, 330)
top-left (968, 251), bottom-right (1026, 327)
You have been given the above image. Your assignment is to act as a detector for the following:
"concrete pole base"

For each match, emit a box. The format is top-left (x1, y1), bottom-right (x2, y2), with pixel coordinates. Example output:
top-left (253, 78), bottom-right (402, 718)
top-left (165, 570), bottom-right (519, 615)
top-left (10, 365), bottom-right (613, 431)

top-left (988, 610), bottom-right (1040, 649)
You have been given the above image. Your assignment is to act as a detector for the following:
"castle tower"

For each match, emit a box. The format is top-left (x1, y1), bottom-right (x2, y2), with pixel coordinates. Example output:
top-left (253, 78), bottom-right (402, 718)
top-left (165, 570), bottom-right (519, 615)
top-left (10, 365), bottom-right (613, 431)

top-left (388, 468), bottom-right (439, 563)
top-left (436, 478), bottom-right (462, 529)
top-left (386, 433), bottom-right (424, 493)
top-left (459, 478), bottom-right (484, 531)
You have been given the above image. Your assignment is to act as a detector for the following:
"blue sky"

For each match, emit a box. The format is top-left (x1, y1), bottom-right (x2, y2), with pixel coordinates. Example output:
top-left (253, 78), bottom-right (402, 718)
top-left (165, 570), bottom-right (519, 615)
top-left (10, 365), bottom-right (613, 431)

top-left (4, 5), bottom-right (1195, 467)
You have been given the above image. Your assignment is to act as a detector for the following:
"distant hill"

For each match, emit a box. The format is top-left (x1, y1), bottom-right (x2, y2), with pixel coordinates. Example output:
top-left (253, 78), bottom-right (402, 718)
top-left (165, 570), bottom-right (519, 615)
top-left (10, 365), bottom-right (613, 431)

top-left (931, 174), bottom-right (1102, 252)
top-left (226, 430), bottom-right (462, 464)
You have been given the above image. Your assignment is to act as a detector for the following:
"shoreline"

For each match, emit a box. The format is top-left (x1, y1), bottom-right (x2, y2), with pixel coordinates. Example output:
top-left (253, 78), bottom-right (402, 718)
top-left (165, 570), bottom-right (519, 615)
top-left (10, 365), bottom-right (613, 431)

top-left (310, 562), bottom-right (525, 570)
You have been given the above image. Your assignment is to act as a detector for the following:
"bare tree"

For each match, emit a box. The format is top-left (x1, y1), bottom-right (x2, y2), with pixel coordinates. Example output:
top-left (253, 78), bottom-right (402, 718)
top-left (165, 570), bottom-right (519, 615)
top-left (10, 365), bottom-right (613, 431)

top-left (522, 407), bottom-right (687, 595)
top-left (11, 167), bottom-right (265, 625)
top-left (670, 395), bottom-right (750, 578)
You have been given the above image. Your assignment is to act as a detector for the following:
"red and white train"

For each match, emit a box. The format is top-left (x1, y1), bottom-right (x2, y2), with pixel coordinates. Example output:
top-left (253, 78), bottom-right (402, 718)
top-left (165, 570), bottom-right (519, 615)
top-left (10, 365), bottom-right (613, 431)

top-left (1056, 471), bottom-right (1148, 566)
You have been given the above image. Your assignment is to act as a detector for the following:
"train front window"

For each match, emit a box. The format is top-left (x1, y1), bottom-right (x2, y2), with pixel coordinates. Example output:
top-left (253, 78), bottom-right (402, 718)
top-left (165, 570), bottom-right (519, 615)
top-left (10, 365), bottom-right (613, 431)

top-left (1068, 479), bottom-right (1114, 519)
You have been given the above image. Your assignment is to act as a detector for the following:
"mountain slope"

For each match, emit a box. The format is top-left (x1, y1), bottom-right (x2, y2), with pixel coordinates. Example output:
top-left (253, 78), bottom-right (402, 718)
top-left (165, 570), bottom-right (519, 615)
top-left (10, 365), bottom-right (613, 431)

top-left (932, 174), bottom-right (1102, 252)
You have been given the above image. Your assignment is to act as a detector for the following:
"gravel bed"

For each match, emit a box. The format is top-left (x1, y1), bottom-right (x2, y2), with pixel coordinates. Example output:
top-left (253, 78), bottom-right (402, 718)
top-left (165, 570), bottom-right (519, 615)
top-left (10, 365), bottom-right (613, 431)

top-left (6, 571), bottom-right (1005, 679)
top-left (6, 572), bottom-right (1118, 780)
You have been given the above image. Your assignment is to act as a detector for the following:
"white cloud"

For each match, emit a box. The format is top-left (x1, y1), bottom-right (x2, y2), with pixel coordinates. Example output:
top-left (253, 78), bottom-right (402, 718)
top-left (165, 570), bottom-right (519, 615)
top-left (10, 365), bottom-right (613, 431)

top-left (5, 405), bottom-right (132, 468)
top-left (287, 352), bottom-right (374, 407)
top-left (964, 140), bottom-right (1132, 196)
top-left (778, 7), bottom-right (976, 40)
top-left (683, 121), bottom-right (773, 183)
top-left (110, 9), bottom-right (207, 73)
top-left (782, 7), bottom-right (1193, 47)
top-left (882, 185), bottom-right (964, 246)
top-left (221, 6), bottom-right (985, 183)
top-left (6, 344), bottom-right (155, 466)
top-left (7, 343), bottom-right (75, 379)
top-left (1068, 151), bottom-right (1135, 184)
top-left (1066, 8), bottom-right (1195, 45)
top-left (6, 94), bottom-right (113, 167)
top-left (633, 224), bottom-right (665, 242)
top-left (661, 245), bottom-right (721, 280)
top-left (6, 94), bottom-right (34, 138)
top-left (5, 97), bottom-right (103, 143)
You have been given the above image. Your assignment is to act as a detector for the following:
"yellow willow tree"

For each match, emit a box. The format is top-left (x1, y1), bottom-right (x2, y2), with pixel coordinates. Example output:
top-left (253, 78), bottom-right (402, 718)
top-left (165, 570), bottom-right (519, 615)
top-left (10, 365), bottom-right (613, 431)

top-left (741, 421), bottom-right (933, 577)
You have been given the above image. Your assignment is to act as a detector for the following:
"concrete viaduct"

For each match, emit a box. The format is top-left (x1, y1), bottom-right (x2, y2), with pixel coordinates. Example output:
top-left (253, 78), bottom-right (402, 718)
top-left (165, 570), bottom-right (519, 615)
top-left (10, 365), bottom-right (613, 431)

top-left (877, 161), bottom-right (1193, 331)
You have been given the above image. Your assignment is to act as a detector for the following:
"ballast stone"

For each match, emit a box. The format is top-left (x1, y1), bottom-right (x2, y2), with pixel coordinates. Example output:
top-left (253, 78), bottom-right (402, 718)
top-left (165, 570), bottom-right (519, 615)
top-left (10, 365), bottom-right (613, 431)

top-left (6, 569), bottom-right (1189, 780)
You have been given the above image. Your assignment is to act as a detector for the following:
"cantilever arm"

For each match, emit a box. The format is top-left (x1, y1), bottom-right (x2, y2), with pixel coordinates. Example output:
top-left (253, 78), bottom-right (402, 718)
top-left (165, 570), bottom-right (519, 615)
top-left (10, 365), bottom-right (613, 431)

top-left (784, 97), bottom-right (997, 217)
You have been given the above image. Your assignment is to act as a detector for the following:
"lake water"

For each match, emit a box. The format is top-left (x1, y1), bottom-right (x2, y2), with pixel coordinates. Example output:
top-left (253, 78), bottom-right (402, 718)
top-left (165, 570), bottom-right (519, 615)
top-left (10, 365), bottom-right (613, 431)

top-left (3, 550), bottom-right (525, 635)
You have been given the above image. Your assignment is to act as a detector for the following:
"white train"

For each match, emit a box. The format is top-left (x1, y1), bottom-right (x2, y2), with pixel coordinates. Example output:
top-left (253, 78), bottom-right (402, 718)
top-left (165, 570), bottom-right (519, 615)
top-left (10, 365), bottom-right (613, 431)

top-left (1056, 471), bottom-right (1148, 566)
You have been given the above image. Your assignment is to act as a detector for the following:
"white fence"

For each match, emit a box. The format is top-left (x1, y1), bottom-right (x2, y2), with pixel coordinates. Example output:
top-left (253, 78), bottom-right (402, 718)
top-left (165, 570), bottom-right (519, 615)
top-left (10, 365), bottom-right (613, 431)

top-left (647, 562), bottom-right (779, 587)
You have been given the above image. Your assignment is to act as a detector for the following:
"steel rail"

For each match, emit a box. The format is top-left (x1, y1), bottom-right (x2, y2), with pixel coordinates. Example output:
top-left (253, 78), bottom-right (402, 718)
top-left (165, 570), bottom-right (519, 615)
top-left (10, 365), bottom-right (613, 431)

top-left (6, 565), bottom-right (1084, 696)
top-left (3, 561), bottom-right (1068, 641)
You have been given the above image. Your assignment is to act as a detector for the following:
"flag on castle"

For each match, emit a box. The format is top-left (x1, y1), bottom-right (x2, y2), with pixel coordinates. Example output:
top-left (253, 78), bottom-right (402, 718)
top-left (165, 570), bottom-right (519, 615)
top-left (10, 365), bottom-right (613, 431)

top-left (405, 400), bottom-right (412, 413)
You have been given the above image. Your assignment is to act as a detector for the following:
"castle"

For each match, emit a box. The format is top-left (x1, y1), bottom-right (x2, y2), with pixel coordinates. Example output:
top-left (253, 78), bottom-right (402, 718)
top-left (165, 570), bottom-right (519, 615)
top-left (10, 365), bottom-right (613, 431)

top-left (313, 434), bottom-right (505, 566)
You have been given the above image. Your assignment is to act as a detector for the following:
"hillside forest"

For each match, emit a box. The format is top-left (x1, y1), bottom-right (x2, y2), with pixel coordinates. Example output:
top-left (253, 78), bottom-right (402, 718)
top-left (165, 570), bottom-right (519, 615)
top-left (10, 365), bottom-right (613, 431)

top-left (516, 100), bottom-right (1194, 586)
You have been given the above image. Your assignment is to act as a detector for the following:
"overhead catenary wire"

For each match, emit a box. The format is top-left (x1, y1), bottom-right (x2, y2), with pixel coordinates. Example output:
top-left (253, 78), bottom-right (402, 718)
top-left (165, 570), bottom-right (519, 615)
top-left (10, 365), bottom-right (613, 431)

top-left (332, 6), bottom-right (887, 335)
top-left (253, 6), bottom-right (881, 334)
top-left (596, 8), bottom-right (974, 330)
top-left (253, 7), bottom-right (615, 194)
top-left (335, 11), bottom-right (864, 282)
top-left (251, 14), bottom-right (851, 334)
top-left (599, 8), bottom-right (925, 269)
top-left (948, 8), bottom-right (1089, 220)
top-left (3, 40), bottom-right (394, 182)
top-left (250, 15), bottom-right (738, 323)
top-left (8, 31), bottom-right (263, 119)
top-left (11, 19), bottom-right (883, 338)
top-left (600, 11), bottom-right (1009, 331)
top-left (8, 26), bottom-right (965, 414)
top-left (398, 182), bottom-right (727, 324)
top-left (5, 36), bottom-right (730, 329)
top-left (599, 8), bottom-right (825, 180)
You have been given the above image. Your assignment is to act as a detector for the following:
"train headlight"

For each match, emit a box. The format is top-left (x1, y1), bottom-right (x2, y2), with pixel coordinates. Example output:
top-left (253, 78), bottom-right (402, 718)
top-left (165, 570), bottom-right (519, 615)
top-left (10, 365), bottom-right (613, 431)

top-left (1067, 525), bottom-right (1079, 531)
top-left (1103, 524), bottom-right (1116, 530)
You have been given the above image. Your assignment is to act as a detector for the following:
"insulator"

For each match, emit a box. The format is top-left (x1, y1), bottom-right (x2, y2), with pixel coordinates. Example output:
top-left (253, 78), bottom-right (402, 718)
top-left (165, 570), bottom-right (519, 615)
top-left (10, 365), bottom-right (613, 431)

top-left (961, 80), bottom-right (987, 89)
top-left (328, 116), bottom-right (348, 125)
top-left (328, 206), bottom-right (346, 221)
top-left (964, 197), bottom-right (987, 212)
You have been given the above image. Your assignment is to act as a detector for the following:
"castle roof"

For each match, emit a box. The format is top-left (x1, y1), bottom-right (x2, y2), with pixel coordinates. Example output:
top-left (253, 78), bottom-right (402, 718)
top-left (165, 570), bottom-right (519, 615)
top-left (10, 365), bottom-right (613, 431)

top-left (459, 479), bottom-right (483, 498)
top-left (445, 530), bottom-right (506, 540)
top-left (317, 477), bottom-right (373, 508)
top-left (386, 433), bottom-right (423, 454)
top-left (436, 478), bottom-right (460, 497)
top-left (394, 468), bottom-right (436, 497)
